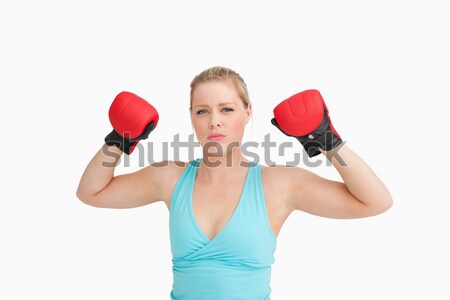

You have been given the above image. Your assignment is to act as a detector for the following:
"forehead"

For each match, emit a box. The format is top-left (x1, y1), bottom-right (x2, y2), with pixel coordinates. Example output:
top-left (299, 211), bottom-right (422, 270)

top-left (191, 79), bottom-right (240, 105)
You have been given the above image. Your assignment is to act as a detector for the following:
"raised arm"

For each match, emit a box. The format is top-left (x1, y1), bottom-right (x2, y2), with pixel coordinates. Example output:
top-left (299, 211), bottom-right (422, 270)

top-left (76, 145), bottom-right (171, 208)
top-left (76, 91), bottom-right (161, 208)
top-left (271, 89), bottom-right (392, 218)
top-left (282, 145), bottom-right (392, 218)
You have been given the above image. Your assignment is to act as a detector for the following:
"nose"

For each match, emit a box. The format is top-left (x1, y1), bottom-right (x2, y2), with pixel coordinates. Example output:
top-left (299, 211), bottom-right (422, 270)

top-left (209, 113), bottom-right (222, 129)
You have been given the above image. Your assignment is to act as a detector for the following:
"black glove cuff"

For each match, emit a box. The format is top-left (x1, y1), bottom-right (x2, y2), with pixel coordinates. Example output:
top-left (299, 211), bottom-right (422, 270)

top-left (104, 130), bottom-right (135, 155)
top-left (271, 110), bottom-right (343, 158)
top-left (296, 131), bottom-right (343, 158)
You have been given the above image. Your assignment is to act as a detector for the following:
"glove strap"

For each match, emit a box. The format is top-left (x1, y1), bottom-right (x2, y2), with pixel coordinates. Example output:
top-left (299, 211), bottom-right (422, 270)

top-left (104, 130), bottom-right (136, 155)
top-left (104, 121), bottom-right (155, 155)
top-left (296, 130), bottom-right (343, 158)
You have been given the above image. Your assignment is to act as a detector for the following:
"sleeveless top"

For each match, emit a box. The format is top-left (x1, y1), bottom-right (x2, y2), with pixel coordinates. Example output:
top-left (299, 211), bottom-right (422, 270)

top-left (169, 158), bottom-right (277, 300)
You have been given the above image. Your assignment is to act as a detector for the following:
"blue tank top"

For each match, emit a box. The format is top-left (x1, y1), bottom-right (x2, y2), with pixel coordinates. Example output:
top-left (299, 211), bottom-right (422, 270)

top-left (169, 158), bottom-right (277, 300)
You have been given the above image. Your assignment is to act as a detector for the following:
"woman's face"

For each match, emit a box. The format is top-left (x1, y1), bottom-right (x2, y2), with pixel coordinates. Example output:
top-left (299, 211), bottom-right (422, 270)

top-left (190, 79), bottom-right (251, 153)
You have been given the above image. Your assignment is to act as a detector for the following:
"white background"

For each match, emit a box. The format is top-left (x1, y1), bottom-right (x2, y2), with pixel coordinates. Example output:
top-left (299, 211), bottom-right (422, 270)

top-left (1, 1), bottom-right (449, 299)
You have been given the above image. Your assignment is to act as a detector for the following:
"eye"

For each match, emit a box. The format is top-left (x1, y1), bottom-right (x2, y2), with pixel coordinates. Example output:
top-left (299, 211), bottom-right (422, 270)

top-left (196, 108), bottom-right (233, 115)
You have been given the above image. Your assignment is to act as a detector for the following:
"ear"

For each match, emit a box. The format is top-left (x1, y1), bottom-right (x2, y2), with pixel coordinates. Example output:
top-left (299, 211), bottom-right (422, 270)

top-left (245, 103), bottom-right (252, 124)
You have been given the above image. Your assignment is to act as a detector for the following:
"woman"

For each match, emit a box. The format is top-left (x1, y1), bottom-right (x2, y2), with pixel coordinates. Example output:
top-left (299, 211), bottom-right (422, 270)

top-left (77, 66), bottom-right (393, 300)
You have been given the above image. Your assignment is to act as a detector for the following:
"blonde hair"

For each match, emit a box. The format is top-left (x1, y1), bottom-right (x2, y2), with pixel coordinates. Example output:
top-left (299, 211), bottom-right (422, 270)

top-left (189, 66), bottom-right (251, 110)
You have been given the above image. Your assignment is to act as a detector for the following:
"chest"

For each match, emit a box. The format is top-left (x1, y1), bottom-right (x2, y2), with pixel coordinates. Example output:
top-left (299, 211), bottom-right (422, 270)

top-left (191, 168), bottom-right (292, 241)
top-left (192, 181), bottom-right (244, 241)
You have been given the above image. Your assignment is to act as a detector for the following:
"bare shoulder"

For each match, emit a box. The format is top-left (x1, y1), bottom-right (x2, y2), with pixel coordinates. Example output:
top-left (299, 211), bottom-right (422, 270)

top-left (261, 163), bottom-right (320, 200)
top-left (141, 160), bottom-right (189, 210)
top-left (260, 164), bottom-right (304, 216)
top-left (259, 164), bottom-right (308, 235)
top-left (261, 163), bottom-right (307, 187)
top-left (262, 162), bottom-right (380, 219)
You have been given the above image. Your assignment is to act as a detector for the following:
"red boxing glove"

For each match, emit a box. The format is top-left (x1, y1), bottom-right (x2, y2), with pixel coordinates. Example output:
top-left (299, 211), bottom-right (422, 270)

top-left (104, 91), bottom-right (159, 154)
top-left (271, 89), bottom-right (342, 157)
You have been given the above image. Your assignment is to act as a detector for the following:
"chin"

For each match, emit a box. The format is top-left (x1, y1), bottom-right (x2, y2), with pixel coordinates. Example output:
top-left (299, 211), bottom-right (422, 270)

top-left (201, 139), bottom-right (241, 153)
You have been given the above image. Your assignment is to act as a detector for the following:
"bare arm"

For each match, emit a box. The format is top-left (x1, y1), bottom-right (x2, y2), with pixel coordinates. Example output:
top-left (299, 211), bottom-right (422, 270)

top-left (320, 144), bottom-right (393, 214)
top-left (76, 144), bottom-right (165, 208)
top-left (285, 144), bottom-right (393, 218)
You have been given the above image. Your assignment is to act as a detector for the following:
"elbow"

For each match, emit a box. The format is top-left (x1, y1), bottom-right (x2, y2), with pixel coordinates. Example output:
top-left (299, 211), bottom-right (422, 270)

top-left (76, 188), bottom-right (96, 206)
top-left (385, 195), bottom-right (394, 211)
top-left (379, 198), bottom-right (393, 214)
top-left (76, 190), bottom-right (88, 205)
top-left (381, 190), bottom-right (394, 212)
top-left (370, 194), bottom-right (394, 216)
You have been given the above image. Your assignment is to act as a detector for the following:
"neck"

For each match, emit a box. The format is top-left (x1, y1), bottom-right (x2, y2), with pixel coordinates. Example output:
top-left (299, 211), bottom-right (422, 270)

top-left (198, 146), bottom-right (251, 183)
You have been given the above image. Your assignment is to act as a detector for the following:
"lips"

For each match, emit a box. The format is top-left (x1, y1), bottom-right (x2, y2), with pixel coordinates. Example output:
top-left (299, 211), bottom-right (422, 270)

top-left (207, 133), bottom-right (226, 141)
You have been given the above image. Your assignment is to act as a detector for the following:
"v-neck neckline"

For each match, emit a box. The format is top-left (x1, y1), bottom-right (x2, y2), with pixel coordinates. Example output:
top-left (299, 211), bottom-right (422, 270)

top-left (189, 159), bottom-right (253, 243)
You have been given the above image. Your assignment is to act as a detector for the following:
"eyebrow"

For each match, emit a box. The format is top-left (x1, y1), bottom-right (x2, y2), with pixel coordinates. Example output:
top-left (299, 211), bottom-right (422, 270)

top-left (192, 102), bottom-right (237, 109)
